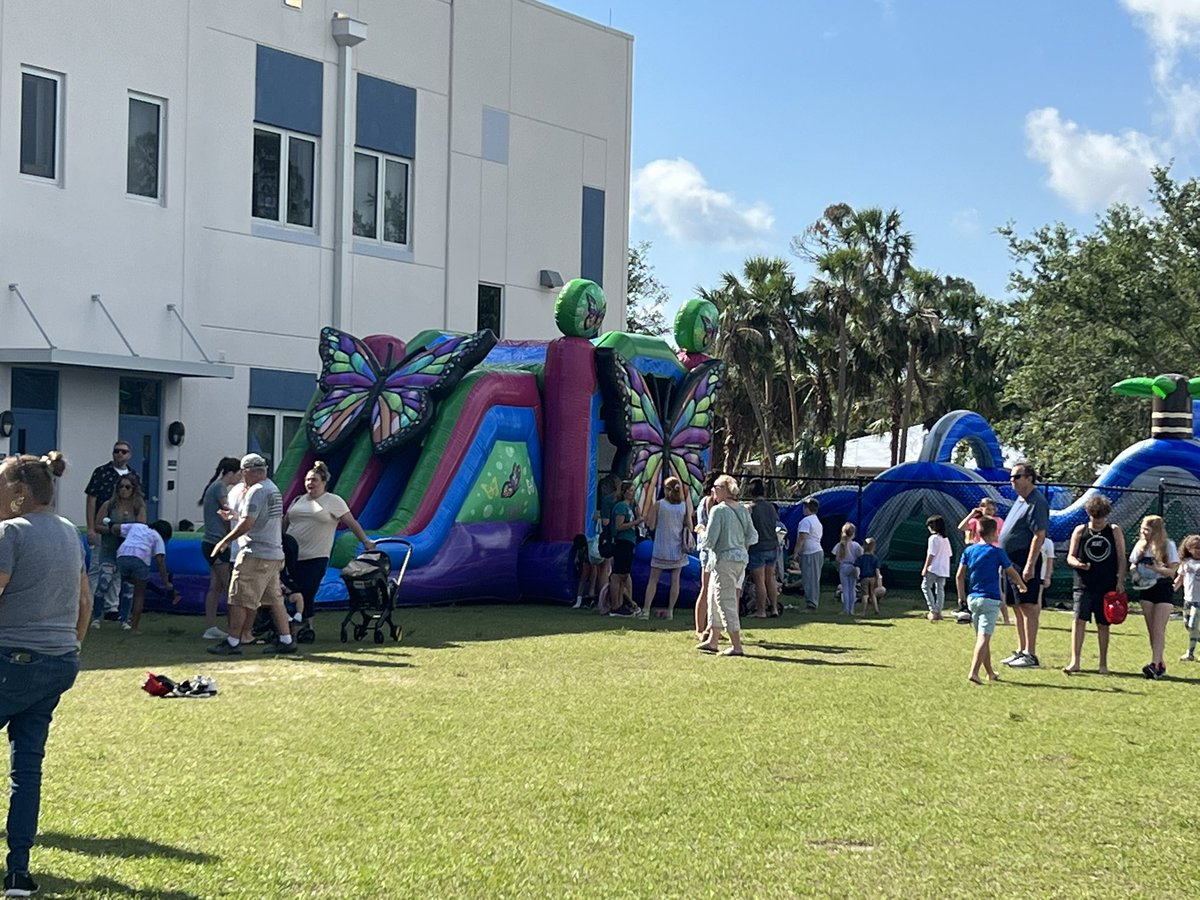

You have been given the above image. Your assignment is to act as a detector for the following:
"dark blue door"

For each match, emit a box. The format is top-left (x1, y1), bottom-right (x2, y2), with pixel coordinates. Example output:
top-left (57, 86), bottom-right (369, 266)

top-left (10, 368), bottom-right (58, 456)
top-left (118, 377), bottom-right (161, 521)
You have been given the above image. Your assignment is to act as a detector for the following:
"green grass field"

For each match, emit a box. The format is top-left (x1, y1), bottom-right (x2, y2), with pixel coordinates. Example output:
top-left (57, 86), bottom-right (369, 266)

top-left (22, 594), bottom-right (1200, 898)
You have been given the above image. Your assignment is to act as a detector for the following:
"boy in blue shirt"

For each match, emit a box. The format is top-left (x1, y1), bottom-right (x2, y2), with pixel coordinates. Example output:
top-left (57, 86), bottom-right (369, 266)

top-left (956, 517), bottom-right (1027, 684)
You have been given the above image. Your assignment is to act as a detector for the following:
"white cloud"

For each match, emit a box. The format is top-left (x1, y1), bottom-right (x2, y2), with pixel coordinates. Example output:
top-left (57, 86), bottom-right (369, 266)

top-left (1025, 107), bottom-right (1161, 212)
top-left (950, 208), bottom-right (981, 236)
top-left (1122, 0), bottom-right (1200, 140)
top-left (631, 158), bottom-right (774, 246)
top-left (1024, 0), bottom-right (1200, 210)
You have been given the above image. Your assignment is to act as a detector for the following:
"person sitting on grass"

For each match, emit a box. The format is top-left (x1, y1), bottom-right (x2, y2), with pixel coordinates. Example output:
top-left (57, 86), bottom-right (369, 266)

top-left (104, 519), bottom-right (175, 634)
top-left (1063, 495), bottom-right (1125, 675)
top-left (956, 516), bottom-right (1027, 685)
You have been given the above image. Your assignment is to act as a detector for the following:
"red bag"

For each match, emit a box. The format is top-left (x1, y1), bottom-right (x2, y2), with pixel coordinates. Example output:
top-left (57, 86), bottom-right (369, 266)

top-left (1103, 590), bottom-right (1129, 625)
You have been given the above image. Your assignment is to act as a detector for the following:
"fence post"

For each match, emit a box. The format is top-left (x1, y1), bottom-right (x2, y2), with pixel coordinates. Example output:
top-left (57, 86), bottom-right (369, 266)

top-left (1158, 478), bottom-right (1166, 517)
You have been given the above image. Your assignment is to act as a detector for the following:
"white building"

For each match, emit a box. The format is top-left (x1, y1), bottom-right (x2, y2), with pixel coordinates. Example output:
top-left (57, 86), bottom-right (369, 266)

top-left (0, 0), bottom-right (632, 526)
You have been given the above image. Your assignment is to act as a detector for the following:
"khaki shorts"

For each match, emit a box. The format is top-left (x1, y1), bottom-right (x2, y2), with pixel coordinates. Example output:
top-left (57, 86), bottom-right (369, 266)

top-left (228, 553), bottom-right (284, 609)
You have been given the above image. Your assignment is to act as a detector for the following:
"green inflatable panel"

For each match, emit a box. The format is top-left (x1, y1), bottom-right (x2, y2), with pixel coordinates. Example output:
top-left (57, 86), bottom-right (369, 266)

top-left (674, 298), bottom-right (720, 353)
top-left (554, 279), bottom-right (607, 338)
top-left (456, 441), bottom-right (540, 524)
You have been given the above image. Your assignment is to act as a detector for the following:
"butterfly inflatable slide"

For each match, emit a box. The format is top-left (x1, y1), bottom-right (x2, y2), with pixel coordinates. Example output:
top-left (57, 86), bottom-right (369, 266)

top-left (160, 283), bottom-right (727, 611)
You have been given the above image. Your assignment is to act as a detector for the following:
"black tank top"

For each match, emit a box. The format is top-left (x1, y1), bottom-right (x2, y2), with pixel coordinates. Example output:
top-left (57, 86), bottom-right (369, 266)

top-left (1075, 523), bottom-right (1118, 592)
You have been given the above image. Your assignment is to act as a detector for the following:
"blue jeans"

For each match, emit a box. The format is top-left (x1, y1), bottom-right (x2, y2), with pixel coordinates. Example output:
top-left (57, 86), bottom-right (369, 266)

top-left (92, 561), bottom-right (134, 623)
top-left (0, 647), bottom-right (80, 874)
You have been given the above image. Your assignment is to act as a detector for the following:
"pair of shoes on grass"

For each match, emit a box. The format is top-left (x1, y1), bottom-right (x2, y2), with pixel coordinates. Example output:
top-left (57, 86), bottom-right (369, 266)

top-left (1002, 651), bottom-right (1039, 668)
top-left (207, 639), bottom-right (297, 656)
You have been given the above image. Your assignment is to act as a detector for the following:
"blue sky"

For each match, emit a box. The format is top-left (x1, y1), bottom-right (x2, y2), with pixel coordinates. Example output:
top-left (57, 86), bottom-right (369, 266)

top-left (552, 0), bottom-right (1200, 306)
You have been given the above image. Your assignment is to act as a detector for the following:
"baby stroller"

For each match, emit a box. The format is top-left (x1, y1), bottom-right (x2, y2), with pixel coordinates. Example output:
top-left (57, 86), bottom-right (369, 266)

top-left (339, 543), bottom-right (410, 644)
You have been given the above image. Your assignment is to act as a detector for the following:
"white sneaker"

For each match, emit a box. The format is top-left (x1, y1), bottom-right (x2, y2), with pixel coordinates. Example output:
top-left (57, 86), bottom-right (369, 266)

top-left (202, 626), bottom-right (229, 640)
top-left (121, 622), bottom-right (133, 631)
top-left (90, 620), bottom-right (101, 630)
top-left (1008, 653), bottom-right (1039, 668)
top-left (571, 598), bottom-right (582, 610)
top-left (1000, 651), bottom-right (1023, 665)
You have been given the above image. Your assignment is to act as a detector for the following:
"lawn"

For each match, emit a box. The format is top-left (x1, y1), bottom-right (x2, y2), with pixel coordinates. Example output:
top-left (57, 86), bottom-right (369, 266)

top-left (23, 594), bottom-right (1200, 898)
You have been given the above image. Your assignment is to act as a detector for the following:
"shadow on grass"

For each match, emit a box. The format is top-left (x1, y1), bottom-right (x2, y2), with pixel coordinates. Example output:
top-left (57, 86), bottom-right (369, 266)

top-left (298, 650), bottom-right (413, 669)
top-left (1002, 681), bottom-right (1142, 695)
top-left (39, 832), bottom-right (216, 864)
top-left (752, 642), bottom-right (864, 654)
top-left (745, 654), bottom-right (891, 668)
top-left (36, 874), bottom-right (201, 900)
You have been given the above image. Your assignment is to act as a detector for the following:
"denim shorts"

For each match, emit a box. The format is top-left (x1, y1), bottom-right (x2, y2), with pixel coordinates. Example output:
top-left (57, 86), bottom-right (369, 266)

top-left (747, 548), bottom-right (777, 572)
top-left (116, 555), bottom-right (150, 582)
top-left (968, 595), bottom-right (1002, 635)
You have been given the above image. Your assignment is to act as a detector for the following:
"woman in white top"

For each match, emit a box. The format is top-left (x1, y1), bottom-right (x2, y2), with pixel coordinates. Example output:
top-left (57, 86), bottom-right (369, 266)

top-left (921, 515), bottom-right (952, 621)
top-left (284, 461), bottom-right (375, 627)
top-left (638, 476), bottom-right (693, 620)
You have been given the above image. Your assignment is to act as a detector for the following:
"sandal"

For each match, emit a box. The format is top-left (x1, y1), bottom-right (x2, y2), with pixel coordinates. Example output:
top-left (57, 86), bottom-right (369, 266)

top-left (721, 648), bottom-right (745, 657)
top-left (695, 643), bottom-right (718, 654)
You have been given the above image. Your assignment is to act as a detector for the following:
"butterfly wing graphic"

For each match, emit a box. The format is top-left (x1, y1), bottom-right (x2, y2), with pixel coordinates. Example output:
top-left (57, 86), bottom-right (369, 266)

top-left (663, 359), bottom-right (725, 511)
top-left (308, 328), bottom-right (384, 454)
top-left (370, 329), bottom-right (497, 454)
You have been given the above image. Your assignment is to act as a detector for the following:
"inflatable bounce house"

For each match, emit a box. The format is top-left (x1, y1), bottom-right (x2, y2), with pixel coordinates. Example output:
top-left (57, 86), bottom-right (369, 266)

top-left (785, 374), bottom-right (1200, 591)
top-left (163, 282), bottom-right (724, 611)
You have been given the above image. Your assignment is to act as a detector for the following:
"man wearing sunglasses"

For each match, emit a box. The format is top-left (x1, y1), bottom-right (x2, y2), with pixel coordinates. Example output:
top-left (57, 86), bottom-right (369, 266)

top-left (998, 463), bottom-right (1049, 669)
top-left (84, 442), bottom-right (141, 618)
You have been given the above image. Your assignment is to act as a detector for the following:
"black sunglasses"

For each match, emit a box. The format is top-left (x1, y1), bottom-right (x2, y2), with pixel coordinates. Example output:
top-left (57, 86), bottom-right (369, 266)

top-left (113, 448), bottom-right (131, 455)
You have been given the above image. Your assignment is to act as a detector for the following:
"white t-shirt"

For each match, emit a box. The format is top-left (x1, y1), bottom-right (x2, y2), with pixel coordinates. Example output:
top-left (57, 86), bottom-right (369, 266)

top-left (287, 490), bottom-right (351, 560)
top-left (117, 523), bottom-right (165, 566)
top-left (1129, 540), bottom-right (1179, 587)
top-left (926, 534), bottom-right (951, 577)
top-left (1180, 558), bottom-right (1200, 603)
top-left (797, 513), bottom-right (823, 555)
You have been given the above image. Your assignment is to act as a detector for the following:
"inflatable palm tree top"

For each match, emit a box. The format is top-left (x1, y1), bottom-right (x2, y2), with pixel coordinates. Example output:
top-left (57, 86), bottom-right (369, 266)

top-left (1112, 374), bottom-right (1200, 439)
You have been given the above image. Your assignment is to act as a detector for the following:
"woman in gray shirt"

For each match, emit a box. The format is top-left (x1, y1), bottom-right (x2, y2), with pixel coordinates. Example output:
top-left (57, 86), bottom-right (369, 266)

top-left (0, 452), bottom-right (89, 897)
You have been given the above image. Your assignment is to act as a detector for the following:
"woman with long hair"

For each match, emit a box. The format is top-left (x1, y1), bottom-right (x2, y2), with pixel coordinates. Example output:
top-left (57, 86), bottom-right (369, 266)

top-left (285, 461), bottom-right (375, 633)
top-left (0, 452), bottom-right (89, 897)
top-left (198, 457), bottom-right (242, 640)
top-left (1130, 514), bottom-right (1179, 679)
top-left (91, 475), bottom-right (146, 629)
top-left (639, 476), bottom-right (693, 620)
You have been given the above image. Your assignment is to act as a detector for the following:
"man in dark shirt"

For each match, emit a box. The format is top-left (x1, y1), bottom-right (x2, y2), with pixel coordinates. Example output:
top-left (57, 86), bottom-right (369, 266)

top-left (83, 441), bottom-right (140, 616)
top-left (998, 462), bottom-right (1049, 669)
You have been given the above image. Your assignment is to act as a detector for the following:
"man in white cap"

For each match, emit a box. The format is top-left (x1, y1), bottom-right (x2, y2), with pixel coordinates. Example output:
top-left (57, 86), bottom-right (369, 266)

top-left (206, 453), bottom-right (295, 655)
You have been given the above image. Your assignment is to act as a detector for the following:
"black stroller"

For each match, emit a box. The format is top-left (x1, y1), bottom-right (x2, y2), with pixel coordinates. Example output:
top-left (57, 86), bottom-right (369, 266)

top-left (339, 543), bottom-right (411, 644)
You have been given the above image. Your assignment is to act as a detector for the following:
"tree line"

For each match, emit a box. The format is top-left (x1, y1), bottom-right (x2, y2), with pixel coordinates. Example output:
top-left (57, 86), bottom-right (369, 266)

top-left (626, 168), bottom-right (1200, 486)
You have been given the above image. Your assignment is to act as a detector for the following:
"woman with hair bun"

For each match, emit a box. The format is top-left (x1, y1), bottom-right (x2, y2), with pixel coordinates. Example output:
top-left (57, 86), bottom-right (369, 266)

top-left (284, 461), bottom-right (375, 633)
top-left (0, 452), bottom-right (90, 896)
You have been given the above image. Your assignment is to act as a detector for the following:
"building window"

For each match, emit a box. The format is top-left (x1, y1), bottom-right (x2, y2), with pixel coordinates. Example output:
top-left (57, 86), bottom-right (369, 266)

top-left (353, 151), bottom-right (409, 245)
top-left (248, 409), bottom-right (304, 473)
top-left (284, 0), bottom-right (302, 7)
top-left (20, 69), bottom-right (61, 180)
top-left (119, 378), bottom-right (161, 416)
top-left (252, 126), bottom-right (316, 227)
top-left (127, 94), bottom-right (164, 200)
top-left (477, 284), bottom-right (502, 337)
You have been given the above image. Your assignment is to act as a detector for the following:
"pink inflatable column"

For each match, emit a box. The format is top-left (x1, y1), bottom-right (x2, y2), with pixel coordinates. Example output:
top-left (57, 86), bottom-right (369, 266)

top-left (541, 336), bottom-right (598, 542)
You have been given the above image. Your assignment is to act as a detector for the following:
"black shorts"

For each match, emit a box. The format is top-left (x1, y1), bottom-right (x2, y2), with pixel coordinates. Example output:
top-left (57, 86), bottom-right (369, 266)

top-left (202, 541), bottom-right (230, 567)
top-left (1004, 554), bottom-right (1042, 607)
top-left (612, 540), bottom-right (635, 575)
top-left (1073, 588), bottom-right (1110, 625)
top-left (1138, 578), bottom-right (1176, 605)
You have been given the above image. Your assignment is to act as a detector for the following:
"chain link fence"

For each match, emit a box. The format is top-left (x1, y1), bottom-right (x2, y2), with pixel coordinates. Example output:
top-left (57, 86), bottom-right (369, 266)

top-left (731, 472), bottom-right (1200, 601)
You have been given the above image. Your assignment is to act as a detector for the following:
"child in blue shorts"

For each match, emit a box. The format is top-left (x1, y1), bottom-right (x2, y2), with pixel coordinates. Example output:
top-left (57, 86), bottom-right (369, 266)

top-left (956, 517), bottom-right (1027, 684)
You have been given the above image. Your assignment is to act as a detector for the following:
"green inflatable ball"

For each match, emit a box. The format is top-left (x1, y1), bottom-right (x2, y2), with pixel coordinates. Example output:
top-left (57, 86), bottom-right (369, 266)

top-left (674, 299), bottom-right (719, 352)
top-left (554, 279), bottom-right (607, 339)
